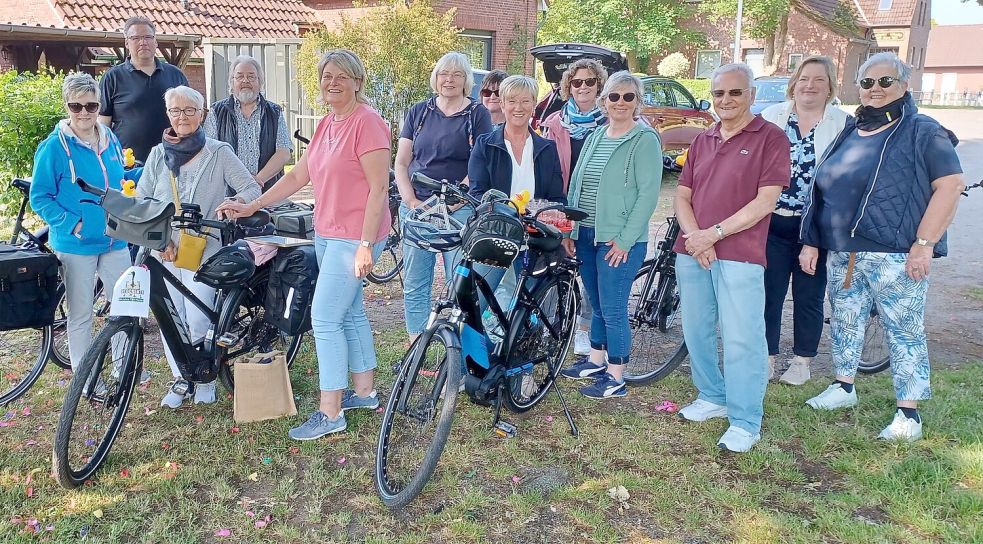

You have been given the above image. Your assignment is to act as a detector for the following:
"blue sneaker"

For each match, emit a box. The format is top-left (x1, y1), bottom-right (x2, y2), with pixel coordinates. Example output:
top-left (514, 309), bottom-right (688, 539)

top-left (288, 411), bottom-right (347, 441)
top-left (579, 373), bottom-right (627, 399)
top-left (560, 356), bottom-right (607, 380)
top-left (341, 389), bottom-right (379, 412)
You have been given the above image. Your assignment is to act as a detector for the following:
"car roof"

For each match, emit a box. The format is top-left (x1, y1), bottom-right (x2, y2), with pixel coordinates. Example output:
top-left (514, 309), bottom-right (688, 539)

top-left (754, 76), bottom-right (789, 81)
top-left (529, 43), bottom-right (628, 83)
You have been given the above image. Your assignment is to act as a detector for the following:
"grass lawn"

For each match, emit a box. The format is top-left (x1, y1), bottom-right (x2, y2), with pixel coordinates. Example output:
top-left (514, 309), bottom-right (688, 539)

top-left (2, 330), bottom-right (980, 543)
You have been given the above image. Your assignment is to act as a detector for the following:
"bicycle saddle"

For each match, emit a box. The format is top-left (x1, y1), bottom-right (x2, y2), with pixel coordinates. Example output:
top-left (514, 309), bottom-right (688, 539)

top-left (236, 209), bottom-right (271, 228)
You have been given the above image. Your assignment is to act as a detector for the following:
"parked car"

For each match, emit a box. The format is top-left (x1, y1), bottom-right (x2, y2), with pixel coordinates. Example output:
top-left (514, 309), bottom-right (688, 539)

top-left (639, 76), bottom-right (714, 152)
top-left (470, 69), bottom-right (489, 101)
top-left (529, 43), bottom-right (628, 129)
top-left (752, 76), bottom-right (789, 114)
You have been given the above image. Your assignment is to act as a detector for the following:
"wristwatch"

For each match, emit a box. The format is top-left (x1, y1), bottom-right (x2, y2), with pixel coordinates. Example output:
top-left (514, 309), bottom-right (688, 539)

top-left (360, 240), bottom-right (372, 248)
top-left (713, 224), bottom-right (725, 240)
top-left (915, 237), bottom-right (935, 247)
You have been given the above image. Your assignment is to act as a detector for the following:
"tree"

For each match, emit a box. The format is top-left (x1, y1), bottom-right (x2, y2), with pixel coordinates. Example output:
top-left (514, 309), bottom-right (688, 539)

top-left (538, 0), bottom-right (696, 72)
top-left (297, 0), bottom-right (463, 146)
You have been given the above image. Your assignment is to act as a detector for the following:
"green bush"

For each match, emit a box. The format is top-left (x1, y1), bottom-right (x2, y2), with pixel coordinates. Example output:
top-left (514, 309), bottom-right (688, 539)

top-left (677, 78), bottom-right (711, 101)
top-left (657, 53), bottom-right (690, 79)
top-left (0, 71), bottom-right (65, 219)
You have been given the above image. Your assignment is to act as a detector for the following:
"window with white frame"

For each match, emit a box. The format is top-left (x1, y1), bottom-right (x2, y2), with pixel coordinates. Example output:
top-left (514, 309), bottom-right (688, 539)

top-left (460, 30), bottom-right (493, 70)
top-left (695, 50), bottom-right (721, 79)
top-left (788, 54), bottom-right (803, 72)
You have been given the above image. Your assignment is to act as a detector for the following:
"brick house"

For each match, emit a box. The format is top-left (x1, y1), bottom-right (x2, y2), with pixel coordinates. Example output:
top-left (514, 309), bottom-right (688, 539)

top-left (922, 24), bottom-right (983, 104)
top-left (677, 0), bottom-right (931, 102)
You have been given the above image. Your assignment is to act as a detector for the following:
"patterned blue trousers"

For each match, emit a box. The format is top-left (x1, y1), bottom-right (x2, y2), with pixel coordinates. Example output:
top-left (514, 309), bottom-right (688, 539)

top-left (827, 251), bottom-right (931, 401)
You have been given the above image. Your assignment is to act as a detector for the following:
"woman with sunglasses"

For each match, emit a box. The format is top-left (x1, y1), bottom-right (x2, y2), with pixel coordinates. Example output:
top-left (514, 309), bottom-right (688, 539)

top-left (30, 73), bottom-right (137, 373)
top-left (479, 70), bottom-right (509, 127)
top-left (759, 56), bottom-right (850, 386)
top-left (799, 53), bottom-right (965, 442)
top-left (559, 71), bottom-right (663, 399)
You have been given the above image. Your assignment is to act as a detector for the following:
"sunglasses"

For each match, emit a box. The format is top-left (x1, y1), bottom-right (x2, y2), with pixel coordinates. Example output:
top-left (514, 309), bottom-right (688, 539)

top-left (711, 88), bottom-right (750, 98)
top-left (606, 92), bottom-right (636, 103)
top-left (67, 102), bottom-right (100, 113)
top-left (859, 76), bottom-right (897, 90)
top-left (570, 77), bottom-right (598, 89)
top-left (479, 88), bottom-right (500, 98)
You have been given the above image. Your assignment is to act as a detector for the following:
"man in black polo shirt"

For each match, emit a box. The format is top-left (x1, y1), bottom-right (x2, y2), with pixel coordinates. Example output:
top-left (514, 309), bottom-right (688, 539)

top-left (98, 15), bottom-right (188, 162)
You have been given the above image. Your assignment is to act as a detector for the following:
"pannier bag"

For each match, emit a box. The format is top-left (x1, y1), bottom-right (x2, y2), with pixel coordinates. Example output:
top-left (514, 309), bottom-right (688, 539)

top-left (102, 188), bottom-right (175, 251)
top-left (264, 245), bottom-right (318, 335)
top-left (461, 201), bottom-right (526, 269)
top-left (0, 244), bottom-right (60, 331)
top-left (268, 201), bottom-right (314, 240)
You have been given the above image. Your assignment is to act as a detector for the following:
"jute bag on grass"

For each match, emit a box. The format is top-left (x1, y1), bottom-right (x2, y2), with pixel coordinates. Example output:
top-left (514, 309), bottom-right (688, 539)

top-left (233, 351), bottom-right (297, 423)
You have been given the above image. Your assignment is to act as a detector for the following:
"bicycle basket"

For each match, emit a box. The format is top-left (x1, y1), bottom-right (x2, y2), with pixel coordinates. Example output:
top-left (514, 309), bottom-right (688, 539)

top-left (102, 188), bottom-right (174, 251)
top-left (461, 201), bottom-right (525, 268)
top-left (402, 196), bottom-right (465, 253)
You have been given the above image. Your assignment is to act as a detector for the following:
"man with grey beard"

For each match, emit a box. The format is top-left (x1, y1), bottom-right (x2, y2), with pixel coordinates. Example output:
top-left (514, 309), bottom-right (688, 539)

top-left (204, 55), bottom-right (293, 192)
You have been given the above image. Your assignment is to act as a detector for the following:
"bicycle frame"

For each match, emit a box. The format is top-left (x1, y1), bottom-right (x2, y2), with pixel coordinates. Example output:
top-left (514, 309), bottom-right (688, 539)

top-left (632, 217), bottom-right (681, 327)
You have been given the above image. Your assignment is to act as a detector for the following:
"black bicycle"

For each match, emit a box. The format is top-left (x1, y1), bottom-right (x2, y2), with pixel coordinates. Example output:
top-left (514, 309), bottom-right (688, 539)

top-left (374, 174), bottom-right (584, 508)
top-left (52, 179), bottom-right (306, 488)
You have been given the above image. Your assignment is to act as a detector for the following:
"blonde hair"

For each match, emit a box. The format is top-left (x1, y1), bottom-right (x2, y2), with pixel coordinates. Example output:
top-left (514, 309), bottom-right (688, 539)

top-left (317, 49), bottom-right (370, 104)
top-left (559, 58), bottom-right (608, 101)
top-left (499, 75), bottom-right (538, 101)
top-left (429, 52), bottom-right (475, 97)
top-left (597, 71), bottom-right (644, 118)
top-left (787, 55), bottom-right (838, 103)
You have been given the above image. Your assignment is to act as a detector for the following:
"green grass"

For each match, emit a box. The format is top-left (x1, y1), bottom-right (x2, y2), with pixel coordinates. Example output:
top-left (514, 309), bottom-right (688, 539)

top-left (968, 287), bottom-right (983, 302)
top-left (2, 329), bottom-right (981, 543)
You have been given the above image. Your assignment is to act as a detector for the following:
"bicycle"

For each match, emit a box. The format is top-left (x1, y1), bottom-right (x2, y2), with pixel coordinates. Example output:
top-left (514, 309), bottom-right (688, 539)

top-left (52, 179), bottom-right (307, 488)
top-left (374, 174), bottom-right (586, 508)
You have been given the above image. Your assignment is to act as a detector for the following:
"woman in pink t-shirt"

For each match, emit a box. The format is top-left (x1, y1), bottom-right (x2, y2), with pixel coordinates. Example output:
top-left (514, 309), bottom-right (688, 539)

top-left (218, 50), bottom-right (391, 440)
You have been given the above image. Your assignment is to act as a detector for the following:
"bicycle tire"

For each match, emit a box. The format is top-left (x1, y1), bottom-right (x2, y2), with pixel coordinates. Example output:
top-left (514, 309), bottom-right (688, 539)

top-left (51, 281), bottom-right (107, 370)
top-left (503, 275), bottom-right (579, 413)
top-left (0, 325), bottom-right (53, 407)
top-left (216, 267), bottom-right (305, 392)
top-left (624, 260), bottom-right (688, 385)
top-left (53, 316), bottom-right (142, 488)
top-left (857, 308), bottom-right (890, 374)
top-left (366, 203), bottom-right (404, 284)
top-left (375, 322), bottom-right (461, 508)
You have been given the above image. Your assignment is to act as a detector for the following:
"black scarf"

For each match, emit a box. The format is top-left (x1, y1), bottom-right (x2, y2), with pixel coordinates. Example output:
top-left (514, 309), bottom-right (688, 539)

top-left (854, 92), bottom-right (908, 131)
top-left (161, 127), bottom-right (206, 177)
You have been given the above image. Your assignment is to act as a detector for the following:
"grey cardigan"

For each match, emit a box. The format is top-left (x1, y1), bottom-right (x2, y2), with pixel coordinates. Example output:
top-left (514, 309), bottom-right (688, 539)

top-left (137, 138), bottom-right (261, 257)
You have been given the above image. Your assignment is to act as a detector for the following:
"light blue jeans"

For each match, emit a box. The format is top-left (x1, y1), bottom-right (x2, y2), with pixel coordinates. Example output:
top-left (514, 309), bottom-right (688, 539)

top-left (312, 236), bottom-right (384, 391)
top-left (676, 255), bottom-right (769, 434)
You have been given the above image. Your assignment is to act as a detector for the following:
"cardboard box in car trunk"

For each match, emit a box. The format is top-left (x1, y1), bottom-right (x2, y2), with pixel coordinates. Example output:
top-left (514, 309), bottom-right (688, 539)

top-left (233, 351), bottom-right (298, 423)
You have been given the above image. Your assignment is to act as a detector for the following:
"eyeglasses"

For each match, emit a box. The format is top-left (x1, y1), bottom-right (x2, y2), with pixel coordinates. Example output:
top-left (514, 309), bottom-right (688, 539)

top-left (167, 107), bottom-right (200, 117)
top-left (234, 74), bottom-right (259, 82)
top-left (570, 77), bottom-right (598, 89)
top-left (606, 92), bottom-right (636, 103)
top-left (67, 102), bottom-right (100, 114)
top-left (321, 73), bottom-right (352, 84)
top-left (711, 88), bottom-right (750, 98)
top-left (126, 35), bottom-right (155, 43)
top-left (437, 71), bottom-right (467, 81)
top-left (479, 88), bottom-right (500, 98)
top-left (859, 76), bottom-right (897, 90)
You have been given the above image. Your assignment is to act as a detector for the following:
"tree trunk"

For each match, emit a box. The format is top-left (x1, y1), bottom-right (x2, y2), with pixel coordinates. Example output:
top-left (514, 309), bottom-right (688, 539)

top-left (762, 13), bottom-right (789, 76)
top-left (626, 50), bottom-right (639, 73)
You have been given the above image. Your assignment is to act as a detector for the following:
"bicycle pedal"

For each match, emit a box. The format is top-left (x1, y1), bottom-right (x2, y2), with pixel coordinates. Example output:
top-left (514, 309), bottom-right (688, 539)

top-left (494, 421), bottom-right (517, 438)
top-left (215, 332), bottom-right (240, 348)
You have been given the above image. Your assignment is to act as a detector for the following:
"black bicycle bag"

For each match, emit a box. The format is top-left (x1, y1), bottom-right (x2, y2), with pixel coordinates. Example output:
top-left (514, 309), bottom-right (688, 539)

top-left (264, 245), bottom-right (318, 335)
top-left (0, 243), bottom-right (60, 331)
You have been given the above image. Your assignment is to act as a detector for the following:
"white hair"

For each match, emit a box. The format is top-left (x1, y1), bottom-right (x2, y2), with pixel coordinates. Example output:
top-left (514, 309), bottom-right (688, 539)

top-left (858, 52), bottom-right (912, 84)
top-left (228, 55), bottom-right (265, 92)
top-left (711, 63), bottom-right (755, 88)
top-left (429, 52), bottom-right (475, 96)
top-left (597, 70), bottom-right (644, 117)
top-left (62, 72), bottom-right (100, 104)
top-left (164, 85), bottom-right (205, 110)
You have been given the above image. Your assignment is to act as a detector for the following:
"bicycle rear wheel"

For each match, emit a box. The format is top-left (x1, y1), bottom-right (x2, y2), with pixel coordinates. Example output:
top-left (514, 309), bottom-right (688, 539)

top-left (503, 275), bottom-right (579, 412)
top-left (375, 322), bottom-right (461, 508)
top-left (52, 316), bottom-right (142, 488)
top-left (857, 307), bottom-right (890, 374)
top-left (0, 325), bottom-right (52, 407)
top-left (624, 259), bottom-right (688, 385)
top-left (367, 202), bottom-right (403, 284)
top-left (51, 281), bottom-right (108, 370)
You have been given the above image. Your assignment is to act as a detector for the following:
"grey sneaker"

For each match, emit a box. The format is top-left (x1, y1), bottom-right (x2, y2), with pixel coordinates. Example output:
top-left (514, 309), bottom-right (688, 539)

top-left (288, 411), bottom-right (347, 441)
top-left (341, 389), bottom-right (379, 412)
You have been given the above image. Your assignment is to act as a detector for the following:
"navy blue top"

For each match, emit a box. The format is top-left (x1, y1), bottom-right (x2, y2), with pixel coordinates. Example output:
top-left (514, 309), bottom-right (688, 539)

top-left (467, 126), bottom-right (567, 204)
top-left (777, 111), bottom-right (816, 212)
top-left (99, 58), bottom-right (189, 162)
top-left (399, 97), bottom-right (493, 199)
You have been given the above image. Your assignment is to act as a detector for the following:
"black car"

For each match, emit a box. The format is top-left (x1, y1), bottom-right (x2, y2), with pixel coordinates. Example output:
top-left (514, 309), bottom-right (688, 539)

top-left (529, 43), bottom-right (628, 129)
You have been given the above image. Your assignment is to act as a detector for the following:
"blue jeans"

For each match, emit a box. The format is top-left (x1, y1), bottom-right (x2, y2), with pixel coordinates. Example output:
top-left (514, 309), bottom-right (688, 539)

top-left (574, 227), bottom-right (647, 365)
top-left (676, 254), bottom-right (768, 434)
top-left (312, 236), bottom-right (384, 391)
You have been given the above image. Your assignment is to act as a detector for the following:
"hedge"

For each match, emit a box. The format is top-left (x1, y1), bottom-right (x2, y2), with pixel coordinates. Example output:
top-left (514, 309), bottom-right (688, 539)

top-left (677, 79), bottom-right (711, 101)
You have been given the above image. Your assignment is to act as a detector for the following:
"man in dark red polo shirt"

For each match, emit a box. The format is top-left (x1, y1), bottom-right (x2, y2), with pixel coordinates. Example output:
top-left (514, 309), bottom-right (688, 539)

top-left (673, 63), bottom-right (791, 453)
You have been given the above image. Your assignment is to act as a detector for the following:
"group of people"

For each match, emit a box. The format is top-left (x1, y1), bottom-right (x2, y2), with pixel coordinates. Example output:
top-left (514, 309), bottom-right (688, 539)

top-left (28, 13), bottom-right (965, 450)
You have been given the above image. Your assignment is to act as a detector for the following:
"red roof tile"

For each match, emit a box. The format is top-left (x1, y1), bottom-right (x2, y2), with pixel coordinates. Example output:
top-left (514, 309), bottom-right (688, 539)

top-left (855, 0), bottom-right (918, 27)
top-left (924, 24), bottom-right (983, 68)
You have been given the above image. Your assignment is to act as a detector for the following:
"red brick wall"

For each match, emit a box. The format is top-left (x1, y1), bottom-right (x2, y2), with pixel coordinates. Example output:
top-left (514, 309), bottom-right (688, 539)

top-left (184, 63), bottom-right (206, 96)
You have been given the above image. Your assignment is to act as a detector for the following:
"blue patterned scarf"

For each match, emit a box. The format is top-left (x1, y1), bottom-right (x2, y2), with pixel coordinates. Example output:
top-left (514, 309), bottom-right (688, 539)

top-left (559, 98), bottom-right (606, 140)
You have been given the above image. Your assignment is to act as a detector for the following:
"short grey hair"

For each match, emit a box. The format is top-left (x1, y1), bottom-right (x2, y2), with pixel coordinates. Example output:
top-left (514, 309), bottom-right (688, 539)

top-left (228, 55), bottom-right (265, 92)
top-left (857, 52), bottom-right (912, 84)
top-left (123, 16), bottom-right (155, 36)
top-left (499, 75), bottom-right (538, 101)
top-left (62, 72), bottom-right (100, 104)
top-left (597, 70), bottom-right (644, 117)
top-left (430, 52), bottom-right (475, 96)
top-left (316, 49), bottom-right (370, 105)
top-left (164, 85), bottom-right (205, 110)
top-left (711, 63), bottom-right (755, 88)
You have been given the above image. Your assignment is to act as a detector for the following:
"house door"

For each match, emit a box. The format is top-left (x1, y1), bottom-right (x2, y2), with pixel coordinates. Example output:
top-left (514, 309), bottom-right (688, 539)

top-left (941, 73), bottom-right (957, 104)
top-left (743, 49), bottom-right (765, 78)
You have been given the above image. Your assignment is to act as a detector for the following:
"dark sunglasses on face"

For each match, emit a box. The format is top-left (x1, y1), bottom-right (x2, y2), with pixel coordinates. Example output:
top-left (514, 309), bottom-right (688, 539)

top-left (711, 88), bottom-right (750, 98)
top-left (571, 77), bottom-right (598, 89)
top-left (67, 102), bottom-right (100, 113)
top-left (859, 76), bottom-right (897, 90)
top-left (607, 92), bottom-right (636, 103)
top-left (479, 88), bottom-right (500, 98)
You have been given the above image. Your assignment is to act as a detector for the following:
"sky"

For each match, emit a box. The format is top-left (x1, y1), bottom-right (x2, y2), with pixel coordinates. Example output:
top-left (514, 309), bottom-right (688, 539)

top-left (932, 0), bottom-right (983, 24)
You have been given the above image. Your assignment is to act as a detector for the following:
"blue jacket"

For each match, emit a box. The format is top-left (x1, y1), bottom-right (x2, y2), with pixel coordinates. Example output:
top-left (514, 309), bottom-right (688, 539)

top-left (800, 94), bottom-right (959, 257)
top-left (30, 121), bottom-right (130, 255)
top-left (468, 126), bottom-right (566, 204)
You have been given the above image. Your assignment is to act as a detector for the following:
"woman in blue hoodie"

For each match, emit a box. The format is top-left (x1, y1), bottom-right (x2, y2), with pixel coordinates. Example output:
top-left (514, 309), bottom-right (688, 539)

top-left (30, 72), bottom-right (133, 372)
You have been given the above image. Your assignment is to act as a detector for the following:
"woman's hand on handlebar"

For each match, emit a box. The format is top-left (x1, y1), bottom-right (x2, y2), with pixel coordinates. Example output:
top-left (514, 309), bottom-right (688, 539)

top-left (161, 241), bottom-right (177, 262)
top-left (216, 198), bottom-right (260, 219)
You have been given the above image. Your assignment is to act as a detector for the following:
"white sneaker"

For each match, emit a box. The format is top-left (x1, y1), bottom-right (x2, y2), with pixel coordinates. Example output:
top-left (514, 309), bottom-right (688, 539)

top-left (806, 383), bottom-right (858, 410)
top-left (767, 355), bottom-right (776, 381)
top-left (193, 381), bottom-right (217, 404)
top-left (678, 399), bottom-right (728, 422)
top-left (877, 409), bottom-right (923, 442)
top-left (717, 425), bottom-right (761, 453)
top-left (161, 387), bottom-right (191, 409)
top-left (573, 329), bottom-right (590, 356)
top-left (779, 356), bottom-right (812, 386)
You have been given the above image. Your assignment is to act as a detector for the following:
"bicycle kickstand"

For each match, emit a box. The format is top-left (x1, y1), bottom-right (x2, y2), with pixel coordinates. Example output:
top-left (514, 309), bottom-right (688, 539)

top-left (552, 381), bottom-right (579, 437)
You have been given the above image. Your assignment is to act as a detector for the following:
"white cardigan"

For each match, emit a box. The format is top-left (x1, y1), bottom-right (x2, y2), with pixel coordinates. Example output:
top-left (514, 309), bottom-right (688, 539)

top-left (760, 101), bottom-right (850, 159)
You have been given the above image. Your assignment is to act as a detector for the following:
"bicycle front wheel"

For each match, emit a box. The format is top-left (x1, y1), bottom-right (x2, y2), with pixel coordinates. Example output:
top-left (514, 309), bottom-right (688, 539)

top-left (624, 260), bottom-right (688, 385)
top-left (375, 322), bottom-right (461, 508)
top-left (857, 308), bottom-right (890, 374)
top-left (52, 316), bottom-right (142, 488)
top-left (0, 325), bottom-right (52, 407)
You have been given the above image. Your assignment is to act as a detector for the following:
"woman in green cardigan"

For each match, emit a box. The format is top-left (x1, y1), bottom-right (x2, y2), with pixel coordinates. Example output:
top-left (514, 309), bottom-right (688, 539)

top-left (559, 70), bottom-right (664, 399)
